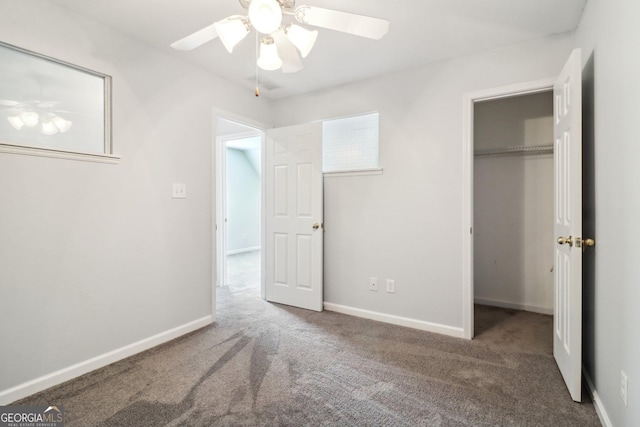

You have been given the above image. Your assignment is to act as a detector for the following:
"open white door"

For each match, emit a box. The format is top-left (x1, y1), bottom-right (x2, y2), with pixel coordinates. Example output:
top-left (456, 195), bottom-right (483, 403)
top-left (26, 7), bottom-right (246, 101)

top-left (553, 48), bottom-right (583, 402)
top-left (265, 122), bottom-right (323, 311)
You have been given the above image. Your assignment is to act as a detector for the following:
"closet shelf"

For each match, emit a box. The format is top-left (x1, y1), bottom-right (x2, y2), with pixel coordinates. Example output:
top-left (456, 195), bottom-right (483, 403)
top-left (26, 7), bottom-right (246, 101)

top-left (474, 144), bottom-right (554, 157)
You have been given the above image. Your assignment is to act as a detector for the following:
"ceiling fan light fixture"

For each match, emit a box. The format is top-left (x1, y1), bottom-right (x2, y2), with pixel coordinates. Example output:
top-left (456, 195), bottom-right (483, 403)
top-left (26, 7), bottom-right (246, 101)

top-left (286, 24), bottom-right (318, 58)
top-left (41, 120), bottom-right (60, 136)
top-left (214, 16), bottom-right (249, 53)
top-left (248, 0), bottom-right (282, 34)
top-left (19, 111), bottom-right (39, 128)
top-left (7, 115), bottom-right (24, 130)
top-left (257, 37), bottom-right (282, 71)
top-left (53, 116), bottom-right (73, 133)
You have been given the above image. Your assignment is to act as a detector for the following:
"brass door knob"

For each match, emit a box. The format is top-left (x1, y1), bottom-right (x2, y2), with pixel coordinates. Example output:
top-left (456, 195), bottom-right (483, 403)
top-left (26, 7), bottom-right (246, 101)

top-left (312, 223), bottom-right (321, 230)
top-left (557, 236), bottom-right (573, 247)
top-left (580, 237), bottom-right (596, 252)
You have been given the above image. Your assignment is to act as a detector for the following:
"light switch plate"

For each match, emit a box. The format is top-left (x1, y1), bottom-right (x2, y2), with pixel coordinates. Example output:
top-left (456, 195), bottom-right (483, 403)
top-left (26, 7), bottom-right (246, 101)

top-left (172, 183), bottom-right (186, 199)
top-left (386, 279), bottom-right (395, 293)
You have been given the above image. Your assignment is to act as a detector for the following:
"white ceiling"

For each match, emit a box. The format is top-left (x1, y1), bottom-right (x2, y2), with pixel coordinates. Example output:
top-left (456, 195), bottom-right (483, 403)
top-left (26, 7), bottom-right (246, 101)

top-left (48, 0), bottom-right (587, 99)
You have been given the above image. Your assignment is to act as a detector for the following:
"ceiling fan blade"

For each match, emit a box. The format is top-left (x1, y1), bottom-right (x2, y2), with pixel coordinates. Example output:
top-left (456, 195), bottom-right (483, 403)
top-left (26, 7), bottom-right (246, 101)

top-left (273, 30), bottom-right (303, 74)
top-left (296, 6), bottom-right (389, 40)
top-left (170, 23), bottom-right (219, 51)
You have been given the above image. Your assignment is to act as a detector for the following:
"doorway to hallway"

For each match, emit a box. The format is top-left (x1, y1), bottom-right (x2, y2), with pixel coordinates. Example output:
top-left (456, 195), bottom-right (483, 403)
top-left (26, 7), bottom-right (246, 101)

top-left (215, 116), bottom-right (264, 298)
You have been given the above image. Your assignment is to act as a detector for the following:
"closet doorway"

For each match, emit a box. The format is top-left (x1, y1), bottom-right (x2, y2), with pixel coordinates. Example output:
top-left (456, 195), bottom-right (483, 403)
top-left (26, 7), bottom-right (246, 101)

top-left (472, 90), bottom-right (555, 347)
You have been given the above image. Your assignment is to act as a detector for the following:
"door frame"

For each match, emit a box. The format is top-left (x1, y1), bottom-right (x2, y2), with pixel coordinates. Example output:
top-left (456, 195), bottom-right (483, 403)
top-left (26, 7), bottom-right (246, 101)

top-left (461, 77), bottom-right (556, 339)
top-left (212, 110), bottom-right (269, 320)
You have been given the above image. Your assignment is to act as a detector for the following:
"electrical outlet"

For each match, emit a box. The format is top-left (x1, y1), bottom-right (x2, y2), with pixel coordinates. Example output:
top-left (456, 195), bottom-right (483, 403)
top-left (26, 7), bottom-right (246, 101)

top-left (621, 370), bottom-right (628, 407)
top-left (386, 279), bottom-right (395, 293)
top-left (369, 277), bottom-right (378, 291)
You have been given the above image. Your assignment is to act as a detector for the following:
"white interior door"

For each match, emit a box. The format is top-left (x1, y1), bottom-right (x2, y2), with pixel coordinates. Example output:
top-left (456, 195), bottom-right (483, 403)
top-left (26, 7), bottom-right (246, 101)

top-left (265, 122), bottom-right (323, 311)
top-left (553, 48), bottom-right (583, 402)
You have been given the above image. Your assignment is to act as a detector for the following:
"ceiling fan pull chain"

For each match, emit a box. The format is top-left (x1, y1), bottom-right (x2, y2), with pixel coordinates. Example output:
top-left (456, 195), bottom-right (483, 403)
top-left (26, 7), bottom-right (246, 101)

top-left (255, 31), bottom-right (260, 97)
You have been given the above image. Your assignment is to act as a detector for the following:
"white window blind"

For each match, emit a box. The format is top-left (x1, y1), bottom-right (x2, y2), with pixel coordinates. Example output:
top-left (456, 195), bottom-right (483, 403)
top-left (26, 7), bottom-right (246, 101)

top-left (323, 112), bottom-right (379, 173)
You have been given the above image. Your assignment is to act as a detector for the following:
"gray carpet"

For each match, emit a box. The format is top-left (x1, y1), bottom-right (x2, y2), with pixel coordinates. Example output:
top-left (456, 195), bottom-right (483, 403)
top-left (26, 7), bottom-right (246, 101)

top-left (15, 272), bottom-right (600, 426)
top-left (224, 251), bottom-right (261, 294)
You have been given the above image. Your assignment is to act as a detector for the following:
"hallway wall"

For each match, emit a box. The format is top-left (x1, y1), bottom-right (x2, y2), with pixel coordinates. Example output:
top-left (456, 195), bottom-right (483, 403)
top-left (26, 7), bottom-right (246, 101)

top-left (226, 148), bottom-right (261, 254)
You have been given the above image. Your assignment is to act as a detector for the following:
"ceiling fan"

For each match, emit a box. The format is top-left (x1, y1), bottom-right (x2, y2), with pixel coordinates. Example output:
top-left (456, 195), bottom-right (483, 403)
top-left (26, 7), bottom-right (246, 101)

top-left (170, 0), bottom-right (390, 76)
top-left (1, 99), bottom-right (74, 135)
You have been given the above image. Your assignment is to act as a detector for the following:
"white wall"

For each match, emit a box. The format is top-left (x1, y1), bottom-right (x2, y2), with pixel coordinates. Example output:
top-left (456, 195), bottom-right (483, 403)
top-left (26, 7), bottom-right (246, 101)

top-left (273, 34), bottom-right (575, 331)
top-left (6, 4), bottom-right (636, 423)
top-left (0, 0), bottom-right (272, 401)
top-left (575, 0), bottom-right (640, 425)
top-left (226, 148), bottom-right (261, 253)
top-left (474, 93), bottom-right (555, 313)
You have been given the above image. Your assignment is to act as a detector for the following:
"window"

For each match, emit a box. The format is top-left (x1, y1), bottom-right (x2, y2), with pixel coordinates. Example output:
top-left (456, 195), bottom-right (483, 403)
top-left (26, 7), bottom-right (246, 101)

top-left (323, 112), bottom-right (380, 174)
top-left (0, 42), bottom-right (116, 163)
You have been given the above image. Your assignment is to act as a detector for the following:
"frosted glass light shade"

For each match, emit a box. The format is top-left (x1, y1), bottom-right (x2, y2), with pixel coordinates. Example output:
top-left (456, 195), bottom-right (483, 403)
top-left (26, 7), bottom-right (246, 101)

top-left (41, 120), bottom-right (60, 135)
top-left (53, 116), bottom-right (73, 133)
top-left (257, 40), bottom-right (282, 71)
top-left (214, 17), bottom-right (249, 53)
top-left (7, 115), bottom-right (24, 130)
top-left (248, 0), bottom-right (282, 34)
top-left (19, 111), bottom-right (39, 127)
top-left (287, 25), bottom-right (318, 58)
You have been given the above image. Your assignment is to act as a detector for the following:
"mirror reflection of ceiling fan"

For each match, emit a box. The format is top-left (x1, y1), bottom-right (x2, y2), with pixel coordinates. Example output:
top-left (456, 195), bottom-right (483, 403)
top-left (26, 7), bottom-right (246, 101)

top-left (0, 99), bottom-right (73, 135)
top-left (171, 0), bottom-right (390, 80)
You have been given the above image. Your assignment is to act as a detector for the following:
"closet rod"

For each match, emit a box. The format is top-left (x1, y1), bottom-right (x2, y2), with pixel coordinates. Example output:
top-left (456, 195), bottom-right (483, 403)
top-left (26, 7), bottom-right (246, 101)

top-left (474, 144), bottom-right (554, 157)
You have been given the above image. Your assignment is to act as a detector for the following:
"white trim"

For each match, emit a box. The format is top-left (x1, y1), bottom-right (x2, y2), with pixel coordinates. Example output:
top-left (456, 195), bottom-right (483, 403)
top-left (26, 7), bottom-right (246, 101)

top-left (583, 368), bottom-right (612, 427)
top-left (474, 297), bottom-right (553, 315)
top-left (223, 130), bottom-right (263, 141)
top-left (323, 168), bottom-right (383, 177)
top-left (211, 116), bottom-right (218, 319)
top-left (0, 143), bottom-right (120, 164)
top-left (464, 78), bottom-right (557, 103)
top-left (462, 89), bottom-right (474, 340)
top-left (215, 134), bottom-right (228, 290)
top-left (227, 246), bottom-right (261, 256)
top-left (0, 316), bottom-right (212, 405)
top-left (260, 130), bottom-right (266, 300)
top-left (462, 77), bottom-right (556, 340)
top-left (323, 303), bottom-right (465, 339)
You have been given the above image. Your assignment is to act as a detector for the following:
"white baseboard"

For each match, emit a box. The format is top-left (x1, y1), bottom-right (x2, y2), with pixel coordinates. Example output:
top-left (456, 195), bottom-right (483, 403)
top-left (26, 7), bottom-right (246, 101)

top-left (474, 297), bottom-right (553, 315)
top-left (323, 303), bottom-right (465, 339)
top-left (227, 246), bottom-right (260, 256)
top-left (583, 368), bottom-right (612, 427)
top-left (0, 315), bottom-right (213, 406)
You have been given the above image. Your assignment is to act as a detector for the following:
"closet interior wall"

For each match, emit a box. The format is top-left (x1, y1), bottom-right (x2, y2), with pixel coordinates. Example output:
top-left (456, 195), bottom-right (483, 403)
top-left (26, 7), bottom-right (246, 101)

top-left (473, 91), bottom-right (555, 314)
